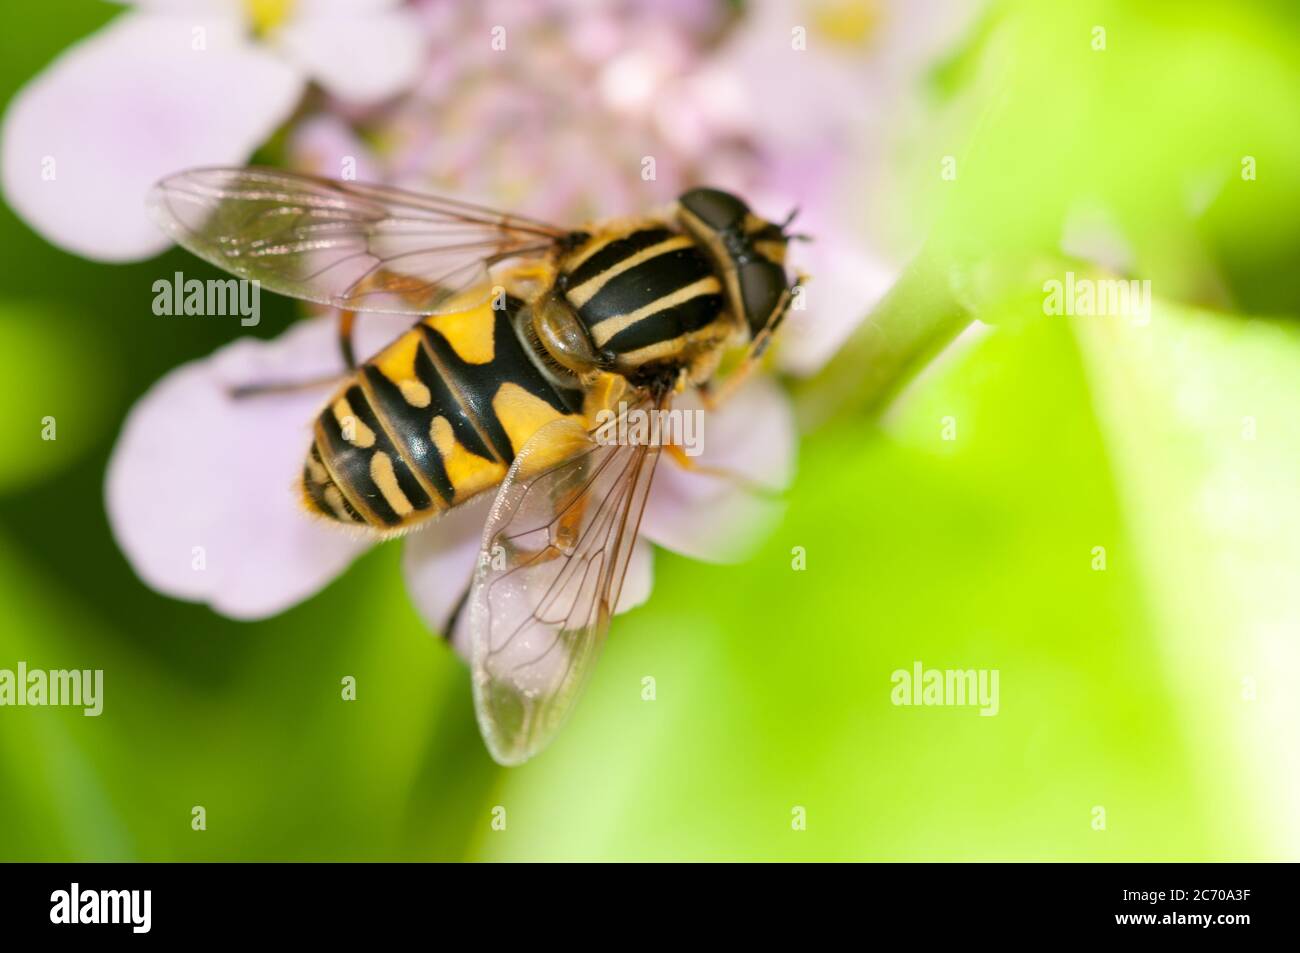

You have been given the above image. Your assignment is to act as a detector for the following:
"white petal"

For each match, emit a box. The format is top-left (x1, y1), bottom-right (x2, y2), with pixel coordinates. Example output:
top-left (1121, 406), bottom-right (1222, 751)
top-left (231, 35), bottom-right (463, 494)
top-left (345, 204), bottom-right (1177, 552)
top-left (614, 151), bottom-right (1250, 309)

top-left (288, 114), bottom-right (383, 182)
top-left (277, 7), bottom-right (426, 104)
top-left (642, 376), bottom-right (797, 563)
top-left (105, 312), bottom-right (410, 619)
top-left (616, 538), bottom-right (655, 614)
top-left (1, 12), bottom-right (304, 261)
top-left (776, 240), bottom-right (895, 376)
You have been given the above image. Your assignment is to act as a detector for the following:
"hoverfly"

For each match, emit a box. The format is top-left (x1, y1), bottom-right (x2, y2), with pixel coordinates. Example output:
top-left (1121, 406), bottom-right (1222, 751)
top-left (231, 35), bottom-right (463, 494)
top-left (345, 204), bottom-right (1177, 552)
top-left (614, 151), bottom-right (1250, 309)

top-left (148, 168), bottom-right (801, 764)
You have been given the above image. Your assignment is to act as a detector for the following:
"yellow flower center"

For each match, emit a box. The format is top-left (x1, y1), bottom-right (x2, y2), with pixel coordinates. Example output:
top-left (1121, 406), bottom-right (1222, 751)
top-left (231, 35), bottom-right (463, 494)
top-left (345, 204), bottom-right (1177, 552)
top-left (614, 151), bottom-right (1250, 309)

top-left (245, 0), bottom-right (295, 37)
top-left (808, 0), bottom-right (881, 48)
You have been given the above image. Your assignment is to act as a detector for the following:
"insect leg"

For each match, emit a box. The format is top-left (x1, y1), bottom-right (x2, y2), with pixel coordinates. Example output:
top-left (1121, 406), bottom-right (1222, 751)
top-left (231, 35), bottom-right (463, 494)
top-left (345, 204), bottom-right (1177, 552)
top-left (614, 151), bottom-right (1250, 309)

top-left (662, 443), bottom-right (775, 496)
top-left (445, 471), bottom-right (593, 649)
top-left (696, 348), bottom-right (763, 412)
top-left (698, 278), bottom-right (800, 411)
top-left (227, 374), bottom-right (348, 400)
top-left (505, 479), bottom-right (590, 563)
top-left (337, 309), bottom-right (358, 370)
top-left (443, 479), bottom-right (584, 645)
top-left (441, 464), bottom-right (598, 650)
top-left (442, 581), bottom-right (473, 642)
top-left (226, 309), bottom-right (359, 399)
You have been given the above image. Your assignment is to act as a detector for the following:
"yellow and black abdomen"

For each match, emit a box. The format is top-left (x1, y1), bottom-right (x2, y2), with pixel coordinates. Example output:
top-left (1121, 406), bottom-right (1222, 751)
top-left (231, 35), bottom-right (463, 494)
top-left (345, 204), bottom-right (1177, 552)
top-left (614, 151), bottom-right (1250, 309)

top-left (302, 291), bottom-right (585, 532)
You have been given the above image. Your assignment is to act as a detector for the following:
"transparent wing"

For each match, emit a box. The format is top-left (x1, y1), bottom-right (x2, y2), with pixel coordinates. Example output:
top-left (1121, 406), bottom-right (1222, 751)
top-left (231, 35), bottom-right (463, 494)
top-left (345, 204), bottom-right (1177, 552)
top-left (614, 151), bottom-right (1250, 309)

top-left (468, 408), bottom-right (662, 765)
top-left (147, 167), bottom-right (568, 315)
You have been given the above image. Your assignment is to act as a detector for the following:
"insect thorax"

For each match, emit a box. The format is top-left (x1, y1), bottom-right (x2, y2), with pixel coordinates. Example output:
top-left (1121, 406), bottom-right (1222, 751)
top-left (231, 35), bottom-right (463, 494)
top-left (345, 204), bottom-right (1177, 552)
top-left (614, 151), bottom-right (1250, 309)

top-left (554, 224), bottom-right (733, 379)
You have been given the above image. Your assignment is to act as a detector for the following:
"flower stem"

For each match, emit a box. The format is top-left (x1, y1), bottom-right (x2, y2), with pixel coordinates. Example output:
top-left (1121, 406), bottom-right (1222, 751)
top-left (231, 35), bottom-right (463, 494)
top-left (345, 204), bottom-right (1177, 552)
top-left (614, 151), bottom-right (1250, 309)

top-left (792, 249), bottom-right (976, 430)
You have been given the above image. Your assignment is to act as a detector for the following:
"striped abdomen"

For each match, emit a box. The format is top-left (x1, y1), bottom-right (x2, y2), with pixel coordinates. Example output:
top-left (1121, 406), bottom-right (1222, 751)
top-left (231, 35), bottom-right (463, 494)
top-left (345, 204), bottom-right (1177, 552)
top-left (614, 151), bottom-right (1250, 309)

top-left (559, 226), bottom-right (728, 366)
top-left (302, 292), bottom-right (584, 531)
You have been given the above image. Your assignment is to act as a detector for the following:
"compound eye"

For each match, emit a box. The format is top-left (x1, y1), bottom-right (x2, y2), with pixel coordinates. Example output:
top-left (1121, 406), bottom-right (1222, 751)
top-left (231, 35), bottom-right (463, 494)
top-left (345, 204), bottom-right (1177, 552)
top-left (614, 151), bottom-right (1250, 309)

top-left (738, 259), bottom-right (789, 337)
top-left (679, 188), bottom-right (749, 231)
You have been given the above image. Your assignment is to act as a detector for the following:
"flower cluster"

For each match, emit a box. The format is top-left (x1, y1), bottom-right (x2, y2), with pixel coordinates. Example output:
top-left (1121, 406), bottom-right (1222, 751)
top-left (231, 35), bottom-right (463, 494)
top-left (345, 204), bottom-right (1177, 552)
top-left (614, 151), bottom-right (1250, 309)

top-left (2, 0), bottom-right (981, 641)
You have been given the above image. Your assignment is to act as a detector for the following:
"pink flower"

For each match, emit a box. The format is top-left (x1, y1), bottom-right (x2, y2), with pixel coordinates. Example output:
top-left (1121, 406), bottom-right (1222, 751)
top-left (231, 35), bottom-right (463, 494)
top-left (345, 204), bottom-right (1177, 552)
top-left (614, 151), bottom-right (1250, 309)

top-left (88, 0), bottom-right (980, 641)
top-left (283, 0), bottom-right (982, 376)
top-left (105, 311), bottom-right (796, 653)
top-left (1, 0), bottom-right (984, 649)
top-left (3, 0), bottom-right (982, 375)
top-left (72, 0), bottom-right (981, 761)
top-left (1, 0), bottom-right (424, 261)
top-left (705, 0), bottom-right (988, 374)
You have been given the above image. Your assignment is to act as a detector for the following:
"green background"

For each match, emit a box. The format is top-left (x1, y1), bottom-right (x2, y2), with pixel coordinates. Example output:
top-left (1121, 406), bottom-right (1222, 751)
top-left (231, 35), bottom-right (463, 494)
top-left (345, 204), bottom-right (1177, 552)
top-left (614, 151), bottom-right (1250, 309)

top-left (1, 0), bottom-right (1298, 860)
